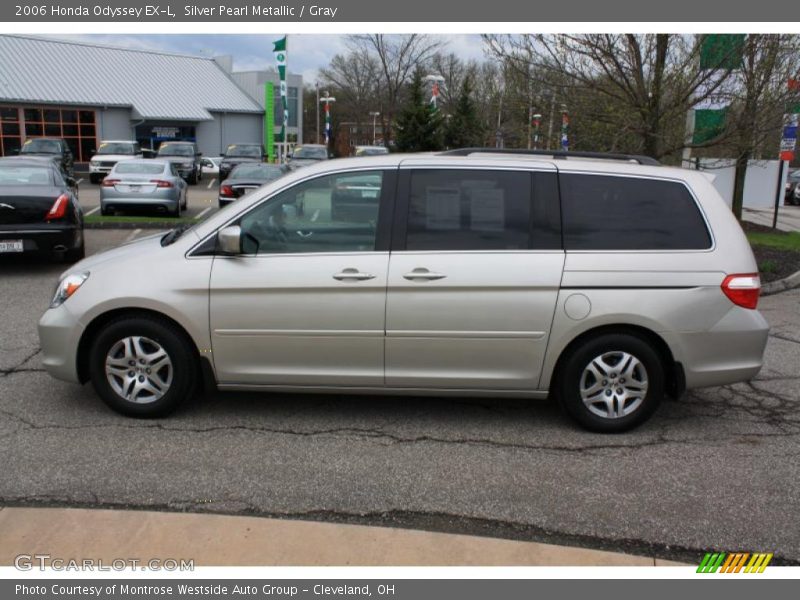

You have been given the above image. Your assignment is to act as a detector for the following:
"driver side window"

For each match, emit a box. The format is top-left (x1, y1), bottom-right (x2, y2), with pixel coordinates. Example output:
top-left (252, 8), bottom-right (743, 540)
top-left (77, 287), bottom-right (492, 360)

top-left (239, 171), bottom-right (383, 255)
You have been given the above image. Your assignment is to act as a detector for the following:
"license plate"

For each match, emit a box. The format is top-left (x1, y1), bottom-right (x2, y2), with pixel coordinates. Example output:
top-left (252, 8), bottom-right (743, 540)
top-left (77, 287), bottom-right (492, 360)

top-left (129, 185), bottom-right (141, 192)
top-left (0, 240), bottom-right (23, 253)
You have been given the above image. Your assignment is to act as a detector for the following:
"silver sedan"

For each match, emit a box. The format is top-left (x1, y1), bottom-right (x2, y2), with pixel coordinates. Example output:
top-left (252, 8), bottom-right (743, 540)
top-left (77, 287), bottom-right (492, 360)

top-left (100, 160), bottom-right (187, 217)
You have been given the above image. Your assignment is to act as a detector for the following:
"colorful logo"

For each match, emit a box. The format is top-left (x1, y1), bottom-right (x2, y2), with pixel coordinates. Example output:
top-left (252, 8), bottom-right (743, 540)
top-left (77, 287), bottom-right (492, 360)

top-left (697, 552), bottom-right (773, 573)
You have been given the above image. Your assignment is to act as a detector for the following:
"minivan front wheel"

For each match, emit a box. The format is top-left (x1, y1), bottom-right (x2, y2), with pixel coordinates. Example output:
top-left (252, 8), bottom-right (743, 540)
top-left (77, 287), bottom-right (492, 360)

top-left (88, 315), bottom-right (197, 417)
top-left (558, 333), bottom-right (664, 432)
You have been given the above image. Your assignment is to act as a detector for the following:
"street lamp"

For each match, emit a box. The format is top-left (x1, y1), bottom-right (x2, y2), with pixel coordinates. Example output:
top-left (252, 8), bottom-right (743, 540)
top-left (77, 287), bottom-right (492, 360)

top-left (320, 93), bottom-right (336, 146)
top-left (369, 111), bottom-right (380, 145)
top-left (424, 74), bottom-right (445, 109)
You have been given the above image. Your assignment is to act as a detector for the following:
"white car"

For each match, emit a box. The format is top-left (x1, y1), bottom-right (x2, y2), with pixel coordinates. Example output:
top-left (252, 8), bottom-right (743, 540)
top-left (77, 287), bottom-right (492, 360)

top-left (200, 156), bottom-right (222, 176)
top-left (89, 141), bottom-right (143, 184)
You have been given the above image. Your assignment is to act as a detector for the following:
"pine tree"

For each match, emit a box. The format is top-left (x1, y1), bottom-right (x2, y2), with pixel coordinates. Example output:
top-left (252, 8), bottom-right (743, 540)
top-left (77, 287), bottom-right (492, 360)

top-left (395, 69), bottom-right (444, 152)
top-left (444, 75), bottom-right (485, 149)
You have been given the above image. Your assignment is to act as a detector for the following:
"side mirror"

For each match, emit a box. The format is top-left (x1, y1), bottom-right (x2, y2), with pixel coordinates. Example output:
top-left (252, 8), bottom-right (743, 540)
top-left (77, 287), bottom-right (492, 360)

top-left (196, 152), bottom-right (202, 157)
top-left (218, 225), bottom-right (242, 255)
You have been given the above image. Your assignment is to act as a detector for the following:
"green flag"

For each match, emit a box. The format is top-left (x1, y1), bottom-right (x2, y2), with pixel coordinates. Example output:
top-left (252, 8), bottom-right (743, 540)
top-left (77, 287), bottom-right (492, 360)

top-left (273, 36), bottom-right (288, 143)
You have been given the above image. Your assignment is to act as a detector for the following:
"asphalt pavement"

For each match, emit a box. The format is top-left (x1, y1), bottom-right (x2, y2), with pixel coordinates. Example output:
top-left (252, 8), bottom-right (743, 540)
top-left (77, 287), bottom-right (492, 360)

top-left (0, 232), bottom-right (799, 565)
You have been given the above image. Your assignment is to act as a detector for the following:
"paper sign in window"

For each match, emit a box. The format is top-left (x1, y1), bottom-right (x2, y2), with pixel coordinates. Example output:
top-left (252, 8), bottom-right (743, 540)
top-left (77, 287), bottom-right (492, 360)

top-left (469, 188), bottom-right (505, 232)
top-left (425, 186), bottom-right (461, 230)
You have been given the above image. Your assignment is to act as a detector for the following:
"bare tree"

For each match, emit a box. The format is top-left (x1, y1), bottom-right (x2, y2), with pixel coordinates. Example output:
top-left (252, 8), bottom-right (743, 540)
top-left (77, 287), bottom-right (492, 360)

top-left (319, 47), bottom-right (382, 139)
top-left (725, 35), bottom-right (800, 219)
top-left (348, 34), bottom-right (442, 144)
top-left (483, 34), bottom-right (742, 160)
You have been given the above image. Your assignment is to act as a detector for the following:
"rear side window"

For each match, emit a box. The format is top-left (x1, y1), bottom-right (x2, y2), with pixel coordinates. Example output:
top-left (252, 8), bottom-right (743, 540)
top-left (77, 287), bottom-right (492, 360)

top-left (561, 174), bottom-right (712, 250)
top-left (405, 170), bottom-right (552, 251)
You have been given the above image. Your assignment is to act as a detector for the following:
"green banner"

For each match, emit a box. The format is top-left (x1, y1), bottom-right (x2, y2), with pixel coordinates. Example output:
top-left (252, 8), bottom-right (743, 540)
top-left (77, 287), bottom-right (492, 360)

top-left (273, 36), bottom-right (288, 143)
top-left (265, 81), bottom-right (275, 163)
top-left (693, 107), bottom-right (727, 144)
top-left (700, 34), bottom-right (745, 70)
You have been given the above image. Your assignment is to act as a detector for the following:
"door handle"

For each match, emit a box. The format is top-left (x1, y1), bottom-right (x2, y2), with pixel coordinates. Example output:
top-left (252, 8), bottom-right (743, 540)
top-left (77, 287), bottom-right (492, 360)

top-left (403, 268), bottom-right (447, 281)
top-left (333, 268), bottom-right (376, 281)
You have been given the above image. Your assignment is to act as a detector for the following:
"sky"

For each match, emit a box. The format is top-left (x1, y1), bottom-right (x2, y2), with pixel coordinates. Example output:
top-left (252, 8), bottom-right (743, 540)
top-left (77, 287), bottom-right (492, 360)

top-left (53, 34), bottom-right (487, 85)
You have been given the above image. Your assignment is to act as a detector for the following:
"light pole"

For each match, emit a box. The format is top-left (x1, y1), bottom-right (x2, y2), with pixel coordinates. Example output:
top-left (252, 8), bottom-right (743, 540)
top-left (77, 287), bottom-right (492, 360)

top-left (424, 74), bottom-right (445, 109)
top-left (315, 82), bottom-right (320, 144)
top-left (532, 113), bottom-right (542, 150)
top-left (369, 111), bottom-right (380, 145)
top-left (320, 93), bottom-right (336, 147)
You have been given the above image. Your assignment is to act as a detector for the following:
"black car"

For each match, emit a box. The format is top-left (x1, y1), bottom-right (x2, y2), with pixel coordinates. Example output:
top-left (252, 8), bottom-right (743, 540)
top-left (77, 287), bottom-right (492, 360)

top-left (0, 157), bottom-right (84, 262)
top-left (218, 163), bottom-right (288, 207)
top-left (218, 143), bottom-right (266, 181)
top-left (156, 141), bottom-right (203, 184)
top-left (19, 137), bottom-right (74, 178)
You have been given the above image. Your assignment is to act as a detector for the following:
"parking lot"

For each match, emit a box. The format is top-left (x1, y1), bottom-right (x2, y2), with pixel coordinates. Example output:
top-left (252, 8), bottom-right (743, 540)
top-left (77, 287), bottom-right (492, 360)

top-left (74, 176), bottom-right (222, 221)
top-left (1, 229), bottom-right (799, 564)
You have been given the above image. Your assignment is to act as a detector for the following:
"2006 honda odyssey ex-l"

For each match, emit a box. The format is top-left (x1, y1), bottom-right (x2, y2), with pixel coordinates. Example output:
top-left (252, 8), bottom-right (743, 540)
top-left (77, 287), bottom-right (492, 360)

top-left (39, 149), bottom-right (769, 432)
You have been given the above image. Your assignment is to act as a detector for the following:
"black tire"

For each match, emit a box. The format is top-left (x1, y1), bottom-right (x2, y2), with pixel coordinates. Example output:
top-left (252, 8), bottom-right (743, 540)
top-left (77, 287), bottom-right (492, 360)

top-left (100, 204), bottom-right (111, 216)
top-left (169, 201), bottom-right (180, 217)
top-left (88, 315), bottom-right (198, 418)
top-left (189, 169), bottom-right (199, 185)
top-left (557, 333), bottom-right (664, 433)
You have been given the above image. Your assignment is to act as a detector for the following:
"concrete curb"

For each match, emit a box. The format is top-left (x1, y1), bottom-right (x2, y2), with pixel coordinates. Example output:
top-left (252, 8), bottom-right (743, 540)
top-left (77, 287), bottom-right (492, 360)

top-left (762, 269), bottom-right (800, 296)
top-left (0, 507), bottom-right (688, 567)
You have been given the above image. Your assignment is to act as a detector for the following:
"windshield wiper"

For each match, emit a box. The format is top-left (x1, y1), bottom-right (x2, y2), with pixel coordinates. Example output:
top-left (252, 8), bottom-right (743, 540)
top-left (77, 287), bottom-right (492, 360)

top-left (161, 223), bottom-right (194, 246)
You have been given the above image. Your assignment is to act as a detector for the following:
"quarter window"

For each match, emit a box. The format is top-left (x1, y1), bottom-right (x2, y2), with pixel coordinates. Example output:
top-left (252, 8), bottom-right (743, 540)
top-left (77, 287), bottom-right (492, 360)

top-left (560, 174), bottom-right (712, 250)
top-left (239, 171), bottom-right (383, 254)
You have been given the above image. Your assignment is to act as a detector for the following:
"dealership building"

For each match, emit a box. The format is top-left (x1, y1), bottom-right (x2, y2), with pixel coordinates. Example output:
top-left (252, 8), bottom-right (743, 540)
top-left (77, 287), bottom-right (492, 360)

top-left (0, 35), bottom-right (303, 164)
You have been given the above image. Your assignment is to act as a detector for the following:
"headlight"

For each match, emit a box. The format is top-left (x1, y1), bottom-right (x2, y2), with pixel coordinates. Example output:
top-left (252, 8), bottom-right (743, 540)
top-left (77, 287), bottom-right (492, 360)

top-left (51, 272), bottom-right (89, 308)
top-left (90, 160), bottom-right (99, 166)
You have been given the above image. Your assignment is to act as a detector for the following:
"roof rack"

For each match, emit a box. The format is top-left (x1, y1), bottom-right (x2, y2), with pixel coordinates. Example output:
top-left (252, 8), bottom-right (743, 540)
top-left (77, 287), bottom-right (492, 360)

top-left (438, 148), bottom-right (661, 166)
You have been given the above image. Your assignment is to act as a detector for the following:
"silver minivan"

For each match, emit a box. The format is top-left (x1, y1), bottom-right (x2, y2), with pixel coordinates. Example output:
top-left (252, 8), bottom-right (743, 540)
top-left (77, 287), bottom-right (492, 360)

top-left (38, 150), bottom-right (769, 432)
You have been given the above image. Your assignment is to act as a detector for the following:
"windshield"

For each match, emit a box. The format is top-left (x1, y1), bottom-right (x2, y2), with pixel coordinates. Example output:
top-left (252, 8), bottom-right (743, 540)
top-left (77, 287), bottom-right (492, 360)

top-left (0, 166), bottom-right (53, 185)
top-left (230, 164), bottom-right (285, 180)
top-left (114, 162), bottom-right (165, 175)
top-left (97, 142), bottom-right (137, 155)
top-left (21, 139), bottom-right (61, 154)
top-left (293, 146), bottom-right (327, 159)
top-left (158, 144), bottom-right (194, 157)
top-left (225, 144), bottom-right (261, 158)
top-left (355, 147), bottom-right (388, 156)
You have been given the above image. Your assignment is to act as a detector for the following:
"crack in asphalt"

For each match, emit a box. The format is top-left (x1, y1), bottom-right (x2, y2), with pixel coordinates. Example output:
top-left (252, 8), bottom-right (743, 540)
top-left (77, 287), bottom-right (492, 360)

top-left (0, 347), bottom-right (42, 377)
top-left (769, 332), bottom-right (800, 345)
top-left (1, 400), bottom-right (799, 456)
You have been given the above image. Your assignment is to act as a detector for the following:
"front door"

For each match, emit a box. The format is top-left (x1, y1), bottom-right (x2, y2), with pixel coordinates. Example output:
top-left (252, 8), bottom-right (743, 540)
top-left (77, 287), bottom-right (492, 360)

top-left (209, 169), bottom-right (393, 386)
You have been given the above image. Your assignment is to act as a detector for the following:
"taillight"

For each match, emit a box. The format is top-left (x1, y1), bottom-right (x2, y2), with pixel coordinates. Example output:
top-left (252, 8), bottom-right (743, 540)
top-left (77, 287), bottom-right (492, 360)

top-left (721, 273), bottom-right (761, 310)
top-left (46, 194), bottom-right (69, 221)
top-left (150, 179), bottom-right (173, 188)
top-left (102, 178), bottom-right (119, 187)
top-left (220, 185), bottom-right (234, 197)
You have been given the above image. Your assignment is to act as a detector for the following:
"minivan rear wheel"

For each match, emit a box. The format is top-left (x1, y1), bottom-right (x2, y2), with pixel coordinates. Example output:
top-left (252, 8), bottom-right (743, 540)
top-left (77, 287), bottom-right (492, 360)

top-left (558, 333), bottom-right (664, 432)
top-left (88, 315), bottom-right (197, 417)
